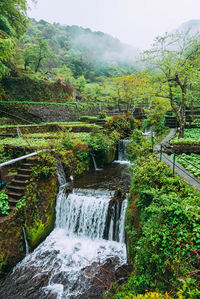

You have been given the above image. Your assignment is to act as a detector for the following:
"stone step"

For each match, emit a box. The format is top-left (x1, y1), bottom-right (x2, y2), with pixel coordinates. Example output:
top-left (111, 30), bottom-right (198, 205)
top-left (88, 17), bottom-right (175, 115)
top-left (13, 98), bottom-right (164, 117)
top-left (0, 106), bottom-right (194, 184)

top-left (7, 185), bottom-right (25, 193)
top-left (18, 168), bottom-right (32, 175)
top-left (7, 191), bottom-right (23, 200)
top-left (15, 174), bottom-right (30, 181)
top-left (26, 157), bottom-right (38, 162)
top-left (8, 198), bottom-right (19, 207)
top-left (11, 179), bottom-right (27, 187)
top-left (20, 163), bottom-right (34, 169)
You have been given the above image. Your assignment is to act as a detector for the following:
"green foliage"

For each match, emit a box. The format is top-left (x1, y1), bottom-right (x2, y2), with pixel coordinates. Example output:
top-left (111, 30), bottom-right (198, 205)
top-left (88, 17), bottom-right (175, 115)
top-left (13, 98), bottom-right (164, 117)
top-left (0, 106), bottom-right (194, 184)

top-left (0, 31), bottom-right (14, 79)
top-left (170, 128), bottom-right (200, 145)
top-left (1, 76), bottom-right (73, 101)
top-left (88, 128), bottom-right (111, 153)
top-left (98, 112), bottom-right (106, 119)
top-left (18, 18), bottom-right (137, 81)
top-left (177, 277), bottom-right (200, 298)
top-left (175, 153), bottom-right (200, 178)
top-left (143, 31), bottom-right (200, 137)
top-left (0, 192), bottom-right (9, 216)
top-left (0, 0), bottom-right (28, 79)
top-left (127, 129), bottom-right (151, 161)
top-left (0, 0), bottom-right (28, 38)
top-left (109, 73), bottom-right (150, 113)
top-left (22, 35), bottom-right (57, 73)
top-left (105, 114), bottom-right (133, 138)
top-left (0, 15), bottom-right (14, 36)
top-left (32, 152), bottom-right (57, 179)
top-left (75, 75), bottom-right (86, 92)
top-left (142, 98), bottom-right (170, 136)
top-left (61, 130), bottom-right (74, 149)
top-left (117, 155), bottom-right (200, 297)
top-left (82, 83), bottom-right (103, 101)
top-left (16, 196), bottom-right (26, 210)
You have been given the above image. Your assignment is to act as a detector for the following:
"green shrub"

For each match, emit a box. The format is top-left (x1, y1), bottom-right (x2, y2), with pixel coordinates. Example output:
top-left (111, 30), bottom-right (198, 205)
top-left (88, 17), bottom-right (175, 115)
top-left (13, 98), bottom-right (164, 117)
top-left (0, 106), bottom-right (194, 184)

top-left (111, 155), bottom-right (200, 298)
top-left (105, 114), bottom-right (133, 138)
top-left (0, 192), bottom-right (9, 216)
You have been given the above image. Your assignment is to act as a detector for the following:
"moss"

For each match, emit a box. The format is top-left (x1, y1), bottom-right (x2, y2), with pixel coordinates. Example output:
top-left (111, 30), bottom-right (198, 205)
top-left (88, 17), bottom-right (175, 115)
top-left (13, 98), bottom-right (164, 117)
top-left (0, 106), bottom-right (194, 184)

top-left (24, 176), bottom-right (58, 250)
top-left (105, 147), bottom-right (116, 164)
top-left (0, 211), bottom-right (25, 276)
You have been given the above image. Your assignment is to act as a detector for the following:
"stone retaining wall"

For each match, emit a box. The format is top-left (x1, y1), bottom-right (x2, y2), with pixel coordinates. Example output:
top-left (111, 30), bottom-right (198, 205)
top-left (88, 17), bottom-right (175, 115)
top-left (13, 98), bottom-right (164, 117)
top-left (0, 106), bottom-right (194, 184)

top-left (163, 143), bottom-right (200, 154)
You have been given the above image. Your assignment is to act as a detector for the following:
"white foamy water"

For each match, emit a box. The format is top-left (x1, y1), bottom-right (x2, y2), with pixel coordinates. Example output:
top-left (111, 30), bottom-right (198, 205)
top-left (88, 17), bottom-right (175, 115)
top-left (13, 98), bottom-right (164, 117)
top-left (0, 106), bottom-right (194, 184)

top-left (9, 164), bottom-right (127, 298)
top-left (114, 139), bottom-right (133, 165)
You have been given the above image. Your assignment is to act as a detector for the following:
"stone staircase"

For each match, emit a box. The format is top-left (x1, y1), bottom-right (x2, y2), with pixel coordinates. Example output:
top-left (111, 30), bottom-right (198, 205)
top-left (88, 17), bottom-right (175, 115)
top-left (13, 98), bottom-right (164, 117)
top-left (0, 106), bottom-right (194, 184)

top-left (6, 158), bottom-right (36, 208)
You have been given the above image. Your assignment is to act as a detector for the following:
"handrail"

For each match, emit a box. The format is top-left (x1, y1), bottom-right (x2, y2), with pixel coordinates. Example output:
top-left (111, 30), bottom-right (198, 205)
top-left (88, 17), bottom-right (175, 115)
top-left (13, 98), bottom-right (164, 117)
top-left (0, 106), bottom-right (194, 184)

top-left (152, 135), bottom-right (200, 183)
top-left (0, 150), bottom-right (44, 168)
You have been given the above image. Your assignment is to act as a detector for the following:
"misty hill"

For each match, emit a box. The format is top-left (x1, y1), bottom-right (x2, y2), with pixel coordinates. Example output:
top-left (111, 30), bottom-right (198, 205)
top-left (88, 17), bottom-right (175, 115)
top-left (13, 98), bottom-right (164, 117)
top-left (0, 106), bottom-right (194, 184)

top-left (176, 19), bottom-right (200, 35)
top-left (22, 19), bottom-right (139, 80)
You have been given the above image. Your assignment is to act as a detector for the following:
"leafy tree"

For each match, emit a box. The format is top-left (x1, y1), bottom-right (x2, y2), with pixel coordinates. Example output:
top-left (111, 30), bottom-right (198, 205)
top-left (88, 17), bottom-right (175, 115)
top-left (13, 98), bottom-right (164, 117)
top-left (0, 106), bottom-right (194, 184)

top-left (56, 65), bottom-right (75, 84)
top-left (74, 75), bottom-right (86, 93)
top-left (143, 31), bottom-right (200, 137)
top-left (142, 97), bottom-right (170, 135)
top-left (0, 0), bottom-right (28, 38)
top-left (109, 73), bottom-right (149, 113)
top-left (83, 83), bottom-right (102, 101)
top-left (0, 31), bottom-right (14, 79)
top-left (0, 0), bottom-right (29, 78)
top-left (22, 35), bottom-right (55, 73)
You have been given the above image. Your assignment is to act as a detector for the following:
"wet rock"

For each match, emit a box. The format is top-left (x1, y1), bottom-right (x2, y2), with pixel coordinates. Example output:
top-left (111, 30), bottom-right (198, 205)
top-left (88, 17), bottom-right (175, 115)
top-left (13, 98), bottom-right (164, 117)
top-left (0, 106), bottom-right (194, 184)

top-left (115, 263), bottom-right (133, 284)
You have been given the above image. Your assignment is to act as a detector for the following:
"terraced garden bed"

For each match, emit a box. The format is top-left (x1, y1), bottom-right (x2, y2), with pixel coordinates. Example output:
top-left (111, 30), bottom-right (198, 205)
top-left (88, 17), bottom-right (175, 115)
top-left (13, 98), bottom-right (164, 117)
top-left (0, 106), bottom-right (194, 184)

top-left (170, 128), bottom-right (200, 145)
top-left (175, 153), bottom-right (200, 179)
top-left (0, 122), bottom-right (99, 134)
top-left (164, 128), bottom-right (200, 154)
top-left (1, 132), bottom-right (89, 151)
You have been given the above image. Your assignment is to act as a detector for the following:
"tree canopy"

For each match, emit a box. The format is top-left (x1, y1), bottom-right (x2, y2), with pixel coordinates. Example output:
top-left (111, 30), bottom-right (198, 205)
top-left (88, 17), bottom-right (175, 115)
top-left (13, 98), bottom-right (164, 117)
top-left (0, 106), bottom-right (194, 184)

top-left (0, 0), bottom-right (28, 38)
top-left (0, 0), bottom-right (28, 78)
top-left (143, 31), bottom-right (200, 137)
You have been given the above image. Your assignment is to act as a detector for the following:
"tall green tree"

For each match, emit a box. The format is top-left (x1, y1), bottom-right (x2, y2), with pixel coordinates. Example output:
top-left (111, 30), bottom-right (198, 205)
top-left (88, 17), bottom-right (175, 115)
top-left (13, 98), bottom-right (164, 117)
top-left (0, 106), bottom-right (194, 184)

top-left (22, 35), bottom-right (55, 73)
top-left (0, 0), bottom-right (29, 78)
top-left (143, 31), bottom-right (200, 137)
top-left (0, 0), bottom-right (28, 38)
top-left (109, 73), bottom-right (149, 113)
top-left (0, 31), bottom-right (14, 79)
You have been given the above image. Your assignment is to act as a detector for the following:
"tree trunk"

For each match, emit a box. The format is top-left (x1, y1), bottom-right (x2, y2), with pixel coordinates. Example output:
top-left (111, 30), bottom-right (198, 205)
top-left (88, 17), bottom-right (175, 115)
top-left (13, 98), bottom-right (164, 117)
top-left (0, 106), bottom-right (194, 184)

top-left (179, 121), bottom-right (185, 138)
top-left (35, 58), bottom-right (42, 73)
top-left (117, 99), bottom-right (121, 112)
top-left (178, 81), bottom-right (187, 138)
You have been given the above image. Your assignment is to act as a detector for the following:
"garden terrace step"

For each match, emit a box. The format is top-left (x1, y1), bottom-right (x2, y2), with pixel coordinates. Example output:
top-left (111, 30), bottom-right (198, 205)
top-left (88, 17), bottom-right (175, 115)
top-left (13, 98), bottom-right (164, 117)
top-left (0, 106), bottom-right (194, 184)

top-left (18, 169), bottom-right (32, 175)
top-left (8, 198), bottom-right (19, 207)
top-left (7, 185), bottom-right (26, 193)
top-left (7, 191), bottom-right (23, 200)
top-left (10, 179), bottom-right (27, 187)
top-left (26, 157), bottom-right (38, 162)
top-left (20, 163), bottom-right (34, 169)
top-left (15, 174), bottom-right (30, 181)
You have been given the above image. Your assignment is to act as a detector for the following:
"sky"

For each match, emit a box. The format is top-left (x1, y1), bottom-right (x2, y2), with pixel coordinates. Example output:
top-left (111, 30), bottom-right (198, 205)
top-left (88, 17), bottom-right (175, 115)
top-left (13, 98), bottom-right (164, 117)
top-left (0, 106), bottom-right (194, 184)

top-left (27, 0), bottom-right (200, 50)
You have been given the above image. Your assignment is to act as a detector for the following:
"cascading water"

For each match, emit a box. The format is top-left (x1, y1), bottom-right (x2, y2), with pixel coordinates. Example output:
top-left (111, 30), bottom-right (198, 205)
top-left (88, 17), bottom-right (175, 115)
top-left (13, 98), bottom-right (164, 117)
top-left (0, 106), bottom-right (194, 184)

top-left (116, 140), bottom-right (131, 163)
top-left (0, 163), bottom-right (127, 299)
top-left (91, 155), bottom-right (102, 171)
top-left (22, 226), bottom-right (29, 255)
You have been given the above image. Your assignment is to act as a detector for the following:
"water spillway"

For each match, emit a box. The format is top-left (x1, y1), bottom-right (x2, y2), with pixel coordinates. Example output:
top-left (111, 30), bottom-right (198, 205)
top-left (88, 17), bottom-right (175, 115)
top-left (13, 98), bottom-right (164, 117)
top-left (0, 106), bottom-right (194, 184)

top-left (118, 140), bottom-right (131, 162)
top-left (0, 163), bottom-right (128, 298)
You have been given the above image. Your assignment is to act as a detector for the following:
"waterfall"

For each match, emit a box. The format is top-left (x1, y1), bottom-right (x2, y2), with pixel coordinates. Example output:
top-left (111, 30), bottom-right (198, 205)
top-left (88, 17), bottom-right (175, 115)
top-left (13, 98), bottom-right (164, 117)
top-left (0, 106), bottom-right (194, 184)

top-left (118, 140), bottom-right (131, 162)
top-left (22, 226), bottom-right (29, 255)
top-left (0, 163), bottom-right (127, 298)
top-left (92, 155), bottom-right (102, 171)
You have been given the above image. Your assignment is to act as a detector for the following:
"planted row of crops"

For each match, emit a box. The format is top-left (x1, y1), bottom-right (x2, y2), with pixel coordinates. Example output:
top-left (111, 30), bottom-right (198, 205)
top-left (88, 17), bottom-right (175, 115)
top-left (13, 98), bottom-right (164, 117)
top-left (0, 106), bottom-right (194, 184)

top-left (169, 128), bottom-right (200, 178)
top-left (170, 128), bottom-right (200, 145)
top-left (175, 153), bottom-right (200, 178)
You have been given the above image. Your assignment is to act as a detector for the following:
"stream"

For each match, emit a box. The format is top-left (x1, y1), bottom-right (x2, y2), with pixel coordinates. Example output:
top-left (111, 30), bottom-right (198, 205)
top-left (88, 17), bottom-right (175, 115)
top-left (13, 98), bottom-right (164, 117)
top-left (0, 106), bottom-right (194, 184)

top-left (0, 141), bottom-right (131, 299)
